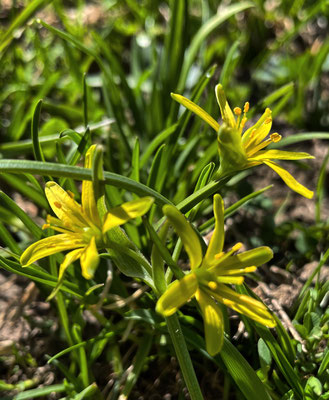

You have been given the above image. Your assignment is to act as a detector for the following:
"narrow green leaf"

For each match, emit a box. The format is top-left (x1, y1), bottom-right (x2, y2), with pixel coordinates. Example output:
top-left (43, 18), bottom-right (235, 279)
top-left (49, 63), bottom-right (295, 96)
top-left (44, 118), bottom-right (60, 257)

top-left (0, 0), bottom-right (51, 53)
top-left (260, 82), bottom-right (294, 109)
top-left (0, 191), bottom-right (43, 239)
top-left (220, 337), bottom-right (272, 400)
top-left (13, 384), bottom-right (66, 400)
top-left (253, 324), bottom-right (304, 399)
top-left (0, 159), bottom-right (173, 208)
top-left (144, 217), bottom-right (184, 289)
top-left (83, 73), bottom-right (88, 128)
top-left (316, 148), bottom-right (329, 223)
top-left (146, 144), bottom-right (166, 190)
top-left (0, 223), bottom-right (21, 254)
top-left (47, 332), bottom-right (114, 364)
top-left (199, 185), bottom-right (273, 232)
top-left (220, 40), bottom-right (241, 88)
top-left (177, 2), bottom-right (254, 91)
top-left (130, 138), bottom-right (140, 183)
top-left (298, 248), bottom-right (329, 301)
top-left (71, 383), bottom-right (99, 400)
top-left (0, 173), bottom-right (49, 210)
top-left (0, 120), bottom-right (114, 154)
top-left (92, 145), bottom-right (107, 220)
top-left (121, 334), bottom-right (153, 399)
top-left (318, 347), bottom-right (329, 377)
top-left (270, 132), bottom-right (329, 148)
top-left (0, 256), bottom-right (83, 298)
top-left (31, 99), bottom-right (45, 163)
top-left (72, 324), bottom-right (90, 387)
top-left (140, 123), bottom-right (178, 168)
top-left (187, 162), bottom-right (215, 222)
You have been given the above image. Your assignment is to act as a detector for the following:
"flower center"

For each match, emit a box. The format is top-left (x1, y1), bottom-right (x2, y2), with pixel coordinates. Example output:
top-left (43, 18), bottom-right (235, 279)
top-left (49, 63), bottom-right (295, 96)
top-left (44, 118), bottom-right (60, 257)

top-left (82, 226), bottom-right (102, 245)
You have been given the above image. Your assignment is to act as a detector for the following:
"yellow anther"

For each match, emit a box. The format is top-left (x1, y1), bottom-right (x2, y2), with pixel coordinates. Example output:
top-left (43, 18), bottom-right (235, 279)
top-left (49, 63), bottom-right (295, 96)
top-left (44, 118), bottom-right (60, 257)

top-left (250, 129), bottom-right (256, 138)
top-left (265, 117), bottom-right (272, 124)
top-left (232, 242), bottom-right (243, 252)
top-left (234, 107), bottom-right (242, 116)
top-left (54, 201), bottom-right (62, 209)
top-left (270, 133), bottom-right (281, 143)
top-left (243, 102), bottom-right (250, 113)
top-left (208, 281), bottom-right (218, 290)
top-left (42, 223), bottom-right (50, 230)
top-left (67, 190), bottom-right (75, 199)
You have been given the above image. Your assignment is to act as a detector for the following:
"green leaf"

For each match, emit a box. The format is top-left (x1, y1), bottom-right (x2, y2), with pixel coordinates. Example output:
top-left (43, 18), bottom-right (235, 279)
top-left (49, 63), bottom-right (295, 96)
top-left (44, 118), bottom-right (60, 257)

top-left (177, 2), bottom-right (255, 91)
top-left (0, 0), bottom-right (51, 53)
top-left (270, 132), bottom-right (329, 148)
top-left (0, 191), bottom-right (43, 239)
top-left (220, 337), bottom-right (272, 400)
top-left (120, 334), bottom-right (153, 399)
top-left (318, 347), bottom-right (329, 377)
top-left (258, 338), bottom-right (272, 368)
top-left (0, 159), bottom-right (172, 209)
top-left (130, 138), bottom-right (140, 183)
top-left (305, 376), bottom-right (323, 397)
top-left (140, 123), bottom-right (178, 168)
top-left (12, 384), bottom-right (66, 400)
top-left (31, 99), bottom-right (46, 163)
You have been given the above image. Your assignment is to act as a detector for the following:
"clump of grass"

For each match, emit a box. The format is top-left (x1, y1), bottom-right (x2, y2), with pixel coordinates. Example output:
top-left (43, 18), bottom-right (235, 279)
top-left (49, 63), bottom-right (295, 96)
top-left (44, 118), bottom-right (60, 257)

top-left (0, 1), bottom-right (328, 399)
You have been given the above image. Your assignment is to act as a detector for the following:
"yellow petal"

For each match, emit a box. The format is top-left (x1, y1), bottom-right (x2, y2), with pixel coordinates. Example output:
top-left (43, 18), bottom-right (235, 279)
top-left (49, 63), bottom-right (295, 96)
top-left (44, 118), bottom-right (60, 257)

top-left (215, 84), bottom-right (236, 128)
top-left (210, 246), bottom-right (273, 275)
top-left (20, 233), bottom-right (85, 267)
top-left (58, 248), bottom-right (85, 281)
top-left (244, 120), bottom-right (272, 153)
top-left (82, 145), bottom-right (101, 226)
top-left (156, 273), bottom-right (198, 316)
top-left (263, 160), bottom-right (314, 199)
top-left (162, 205), bottom-right (202, 270)
top-left (45, 182), bottom-right (88, 228)
top-left (171, 93), bottom-right (219, 132)
top-left (103, 197), bottom-right (154, 233)
top-left (209, 284), bottom-right (276, 328)
top-left (196, 289), bottom-right (224, 356)
top-left (80, 236), bottom-right (99, 279)
top-left (250, 149), bottom-right (314, 161)
top-left (204, 194), bottom-right (224, 267)
top-left (242, 108), bottom-right (272, 144)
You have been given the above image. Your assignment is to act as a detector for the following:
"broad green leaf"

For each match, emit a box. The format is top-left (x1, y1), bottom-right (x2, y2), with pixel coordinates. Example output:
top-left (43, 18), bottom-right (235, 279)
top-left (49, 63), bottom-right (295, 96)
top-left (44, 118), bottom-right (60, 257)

top-left (220, 337), bottom-right (272, 400)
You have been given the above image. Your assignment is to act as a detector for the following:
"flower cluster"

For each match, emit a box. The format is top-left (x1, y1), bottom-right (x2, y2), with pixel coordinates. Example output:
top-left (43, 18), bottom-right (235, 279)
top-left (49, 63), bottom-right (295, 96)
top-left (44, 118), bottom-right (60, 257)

top-left (20, 145), bottom-right (154, 280)
top-left (172, 85), bottom-right (314, 198)
top-left (156, 194), bottom-right (276, 355)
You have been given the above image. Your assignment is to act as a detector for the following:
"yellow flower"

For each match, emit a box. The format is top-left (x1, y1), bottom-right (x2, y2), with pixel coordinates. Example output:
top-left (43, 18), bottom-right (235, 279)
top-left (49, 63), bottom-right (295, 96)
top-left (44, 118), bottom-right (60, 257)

top-left (171, 85), bottom-right (314, 198)
top-left (20, 145), bottom-right (154, 280)
top-left (156, 194), bottom-right (276, 356)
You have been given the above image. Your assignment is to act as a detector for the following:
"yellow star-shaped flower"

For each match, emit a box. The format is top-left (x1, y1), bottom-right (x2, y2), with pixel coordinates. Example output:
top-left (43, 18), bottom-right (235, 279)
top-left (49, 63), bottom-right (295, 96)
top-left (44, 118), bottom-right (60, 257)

top-left (156, 194), bottom-right (276, 356)
top-left (171, 85), bottom-right (314, 198)
top-left (20, 145), bottom-right (154, 280)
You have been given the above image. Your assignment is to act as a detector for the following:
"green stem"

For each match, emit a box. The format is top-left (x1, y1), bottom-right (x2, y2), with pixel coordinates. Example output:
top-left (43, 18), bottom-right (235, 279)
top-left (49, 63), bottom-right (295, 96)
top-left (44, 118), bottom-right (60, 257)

top-left (165, 314), bottom-right (204, 400)
top-left (49, 256), bottom-right (74, 347)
